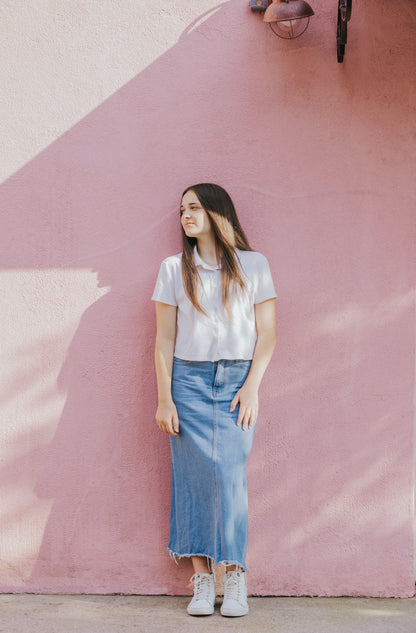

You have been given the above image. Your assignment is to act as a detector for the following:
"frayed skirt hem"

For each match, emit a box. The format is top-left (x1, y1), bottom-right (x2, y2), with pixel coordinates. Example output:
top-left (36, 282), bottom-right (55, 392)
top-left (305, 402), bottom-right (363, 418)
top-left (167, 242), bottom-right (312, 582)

top-left (168, 548), bottom-right (247, 572)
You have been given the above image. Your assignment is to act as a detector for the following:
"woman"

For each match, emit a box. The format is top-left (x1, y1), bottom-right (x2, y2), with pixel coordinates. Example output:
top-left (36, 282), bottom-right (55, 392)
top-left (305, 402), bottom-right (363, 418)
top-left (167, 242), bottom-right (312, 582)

top-left (152, 183), bottom-right (276, 617)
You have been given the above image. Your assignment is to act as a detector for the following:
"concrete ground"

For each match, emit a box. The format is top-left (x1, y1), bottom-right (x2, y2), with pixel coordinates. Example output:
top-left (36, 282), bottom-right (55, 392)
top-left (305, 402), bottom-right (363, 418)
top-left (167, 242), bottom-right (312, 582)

top-left (1, 594), bottom-right (416, 633)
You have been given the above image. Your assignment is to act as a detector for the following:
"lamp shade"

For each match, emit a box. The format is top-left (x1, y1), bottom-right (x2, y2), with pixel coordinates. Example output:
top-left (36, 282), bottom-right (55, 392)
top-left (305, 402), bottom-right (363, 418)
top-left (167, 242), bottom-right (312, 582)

top-left (264, 0), bottom-right (314, 23)
top-left (264, 0), bottom-right (314, 39)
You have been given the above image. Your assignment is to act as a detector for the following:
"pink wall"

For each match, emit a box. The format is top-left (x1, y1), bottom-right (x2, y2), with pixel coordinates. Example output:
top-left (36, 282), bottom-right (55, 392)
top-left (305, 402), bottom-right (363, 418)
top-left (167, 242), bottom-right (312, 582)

top-left (0, 1), bottom-right (415, 597)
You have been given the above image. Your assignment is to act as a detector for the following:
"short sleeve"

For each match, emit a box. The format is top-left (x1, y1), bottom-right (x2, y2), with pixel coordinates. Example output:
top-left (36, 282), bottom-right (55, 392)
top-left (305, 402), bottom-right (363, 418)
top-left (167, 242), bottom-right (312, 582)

top-left (151, 259), bottom-right (177, 306)
top-left (254, 254), bottom-right (277, 304)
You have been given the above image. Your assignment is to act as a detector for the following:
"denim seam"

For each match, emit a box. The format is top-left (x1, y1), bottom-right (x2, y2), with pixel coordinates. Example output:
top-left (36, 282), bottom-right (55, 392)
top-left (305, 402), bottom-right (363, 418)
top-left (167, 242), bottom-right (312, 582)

top-left (213, 367), bottom-right (218, 571)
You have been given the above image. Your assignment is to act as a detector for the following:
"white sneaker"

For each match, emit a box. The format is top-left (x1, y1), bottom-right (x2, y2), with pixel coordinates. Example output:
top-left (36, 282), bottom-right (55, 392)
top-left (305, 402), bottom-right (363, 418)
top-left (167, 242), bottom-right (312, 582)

top-left (187, 573), bottom-right (216, 616)
top-left (220, 570), bottom-right (249, 617)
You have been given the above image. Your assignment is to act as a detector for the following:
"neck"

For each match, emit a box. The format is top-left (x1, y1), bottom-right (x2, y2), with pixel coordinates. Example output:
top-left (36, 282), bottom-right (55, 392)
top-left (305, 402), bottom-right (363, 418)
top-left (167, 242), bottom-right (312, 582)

top-left (196, 235), bottom-right (218, 267)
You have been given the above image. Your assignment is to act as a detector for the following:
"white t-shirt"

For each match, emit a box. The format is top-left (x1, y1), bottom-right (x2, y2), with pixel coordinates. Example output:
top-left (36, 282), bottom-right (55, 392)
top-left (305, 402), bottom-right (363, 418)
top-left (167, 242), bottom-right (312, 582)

top-left (152, 247), bottom-right (276, 362)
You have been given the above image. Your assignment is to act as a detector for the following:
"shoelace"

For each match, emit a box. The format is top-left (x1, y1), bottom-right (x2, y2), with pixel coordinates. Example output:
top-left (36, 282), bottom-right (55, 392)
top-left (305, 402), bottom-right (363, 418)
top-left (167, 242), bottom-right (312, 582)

top-left (190, 573), bottom-right (213, 601)
top-left (224, 572), bottom-right (242, 602)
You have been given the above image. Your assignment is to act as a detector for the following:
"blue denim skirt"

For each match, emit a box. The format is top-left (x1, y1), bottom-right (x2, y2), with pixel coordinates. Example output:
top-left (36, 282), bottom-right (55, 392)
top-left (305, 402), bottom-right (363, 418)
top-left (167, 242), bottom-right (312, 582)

top-left (169, 357), bottom-right (256, 571)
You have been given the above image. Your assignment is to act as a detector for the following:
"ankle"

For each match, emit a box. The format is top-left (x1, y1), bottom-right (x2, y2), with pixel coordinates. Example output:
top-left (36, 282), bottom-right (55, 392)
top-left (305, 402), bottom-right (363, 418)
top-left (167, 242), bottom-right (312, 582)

top-left (192, 556), bottom-right (212, 575)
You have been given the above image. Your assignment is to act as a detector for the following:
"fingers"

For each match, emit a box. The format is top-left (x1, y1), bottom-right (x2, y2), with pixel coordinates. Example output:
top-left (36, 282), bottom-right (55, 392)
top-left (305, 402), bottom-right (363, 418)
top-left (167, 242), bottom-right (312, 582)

top-left (236, 404), bottom-right (258, 430)
top-left (160, 422), bottom-right (178, 436)
top-left (157, 417), bottom-right (179, 436)
top-left (247, 408), bottom-right (258, 430)
top-left (232, 387), bottom-right (258, 430)
top-left (156, 402), bottom-right (180, 436)
top-left (247, 413), bottom-right (257, 429)
top-left (241, 407), bottom-right (257, 431)
top-left (172, 411), bottom-right (180, 434)
top-left (236, 405), bottom-right (244, 427)
top-left (230, 393), bottom-right (238, 412)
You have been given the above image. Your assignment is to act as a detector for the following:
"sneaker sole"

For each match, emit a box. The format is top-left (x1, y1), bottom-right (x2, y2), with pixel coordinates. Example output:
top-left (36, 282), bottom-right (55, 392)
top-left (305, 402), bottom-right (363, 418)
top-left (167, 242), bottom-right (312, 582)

top-left (187, 607), bottom-right (215, 616)
top-left (220, 607), bottom-right (249, 617)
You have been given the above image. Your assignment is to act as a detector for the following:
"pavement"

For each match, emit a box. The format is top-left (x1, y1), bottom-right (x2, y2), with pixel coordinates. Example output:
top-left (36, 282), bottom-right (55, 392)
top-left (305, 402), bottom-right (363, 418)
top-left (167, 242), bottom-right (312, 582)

top-left (1, 594), bottom-right (416, 633)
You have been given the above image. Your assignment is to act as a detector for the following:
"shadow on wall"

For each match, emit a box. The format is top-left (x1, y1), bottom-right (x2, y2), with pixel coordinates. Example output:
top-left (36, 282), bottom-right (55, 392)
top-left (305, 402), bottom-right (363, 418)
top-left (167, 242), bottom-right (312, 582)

top-left (0, 0), bottom-right (415, 595)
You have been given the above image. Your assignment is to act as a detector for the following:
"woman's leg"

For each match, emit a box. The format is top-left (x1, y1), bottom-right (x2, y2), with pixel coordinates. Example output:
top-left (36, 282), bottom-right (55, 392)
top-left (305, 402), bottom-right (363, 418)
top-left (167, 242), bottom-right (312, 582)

top-left (192, 556), bottom-right (211, 574)
top-left (192, 555), bottom-right (244, 572)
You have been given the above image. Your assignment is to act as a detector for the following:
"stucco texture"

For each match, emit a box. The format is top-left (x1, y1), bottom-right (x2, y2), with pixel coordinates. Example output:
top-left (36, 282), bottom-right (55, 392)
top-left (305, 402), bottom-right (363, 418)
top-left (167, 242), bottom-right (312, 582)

top-left (0, 0), bottom-right (415, 596)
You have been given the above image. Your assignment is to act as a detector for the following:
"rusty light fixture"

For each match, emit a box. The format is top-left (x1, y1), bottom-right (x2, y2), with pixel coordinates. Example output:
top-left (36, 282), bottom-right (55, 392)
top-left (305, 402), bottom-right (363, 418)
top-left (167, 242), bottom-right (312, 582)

top-left (250, 0), bottom-right (314, 39)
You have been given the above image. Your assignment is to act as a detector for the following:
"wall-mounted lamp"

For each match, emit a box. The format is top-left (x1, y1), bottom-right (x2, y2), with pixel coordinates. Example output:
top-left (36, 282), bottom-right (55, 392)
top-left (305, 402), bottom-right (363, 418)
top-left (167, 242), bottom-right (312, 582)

top-left (250, 0), bottom-right (314, 40)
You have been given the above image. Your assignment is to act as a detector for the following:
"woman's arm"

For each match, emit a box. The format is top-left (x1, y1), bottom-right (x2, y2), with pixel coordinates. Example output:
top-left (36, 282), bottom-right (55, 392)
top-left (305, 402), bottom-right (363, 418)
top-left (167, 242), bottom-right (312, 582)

top-left (154, 301), bottom-right (180, 436)
top-left (230, 298), bottom-right (276, 430)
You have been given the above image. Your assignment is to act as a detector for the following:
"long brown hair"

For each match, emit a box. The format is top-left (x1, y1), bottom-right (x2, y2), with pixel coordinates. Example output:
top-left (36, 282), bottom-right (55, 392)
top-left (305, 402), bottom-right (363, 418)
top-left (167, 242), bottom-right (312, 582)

top-left (181, 183), bottom-right (252, 314)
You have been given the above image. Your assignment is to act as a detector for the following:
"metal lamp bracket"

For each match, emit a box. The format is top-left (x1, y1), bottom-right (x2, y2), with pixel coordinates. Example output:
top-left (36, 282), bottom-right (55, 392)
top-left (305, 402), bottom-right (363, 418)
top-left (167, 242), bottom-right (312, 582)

top-left (337, 0), bottom-right (352, 62)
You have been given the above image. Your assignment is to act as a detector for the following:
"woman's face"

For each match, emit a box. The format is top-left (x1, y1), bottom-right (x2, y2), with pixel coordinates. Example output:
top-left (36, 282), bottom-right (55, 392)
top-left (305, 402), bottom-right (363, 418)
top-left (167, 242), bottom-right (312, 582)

top-left (180, 190), bottom-right (213, 240)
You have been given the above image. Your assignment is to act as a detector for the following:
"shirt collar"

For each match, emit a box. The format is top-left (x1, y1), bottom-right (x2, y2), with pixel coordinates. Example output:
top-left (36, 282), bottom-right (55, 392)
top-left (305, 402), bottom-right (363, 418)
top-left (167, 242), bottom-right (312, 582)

top-left (193, 246), bottom-right (220, 271)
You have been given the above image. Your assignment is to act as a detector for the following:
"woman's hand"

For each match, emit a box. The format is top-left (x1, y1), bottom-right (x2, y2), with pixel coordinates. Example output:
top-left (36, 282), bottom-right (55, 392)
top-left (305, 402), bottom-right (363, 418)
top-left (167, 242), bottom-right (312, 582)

top-left (156, 400), bottom-right (179, 436)
top-left (230, 299), bottom-right (276, 431)
top-left (230, 384), bottom-right (258, 431)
